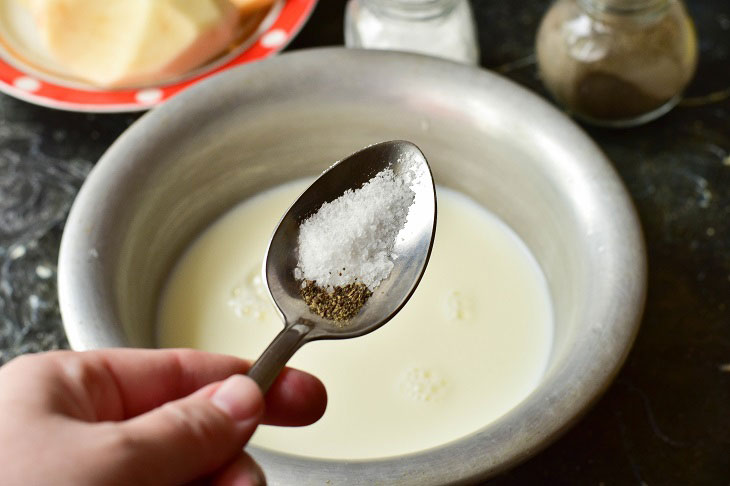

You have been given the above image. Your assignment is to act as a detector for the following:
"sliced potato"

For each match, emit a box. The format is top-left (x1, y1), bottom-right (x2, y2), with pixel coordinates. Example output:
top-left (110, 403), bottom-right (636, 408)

top-left (22, 0), bottom-right (240, 86)
top-left (229, 0), bottom-right (277, 15)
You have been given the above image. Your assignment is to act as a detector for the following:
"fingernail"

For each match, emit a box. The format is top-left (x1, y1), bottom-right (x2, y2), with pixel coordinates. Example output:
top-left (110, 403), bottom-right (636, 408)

top-left (211, 375), bottom-right (263, 423)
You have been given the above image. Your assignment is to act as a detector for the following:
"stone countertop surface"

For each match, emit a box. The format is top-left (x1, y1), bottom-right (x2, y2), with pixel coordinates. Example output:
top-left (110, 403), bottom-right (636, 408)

top-left (0, 0), bottom-right (728, 484)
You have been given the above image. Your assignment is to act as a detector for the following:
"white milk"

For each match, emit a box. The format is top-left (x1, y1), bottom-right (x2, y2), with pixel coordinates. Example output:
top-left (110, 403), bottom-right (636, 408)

top-left (157, 180), bottom-right (553, 460)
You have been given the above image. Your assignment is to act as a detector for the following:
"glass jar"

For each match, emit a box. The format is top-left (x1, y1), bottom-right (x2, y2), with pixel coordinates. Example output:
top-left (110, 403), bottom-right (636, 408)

top-left (344, 0), bottom-right (480, 65)
top-left (536, 0), bottom-right (698, 127)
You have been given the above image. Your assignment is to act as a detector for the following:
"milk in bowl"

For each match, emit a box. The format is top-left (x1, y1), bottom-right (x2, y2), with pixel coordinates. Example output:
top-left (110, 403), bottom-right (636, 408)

top-left (157, 179), bottom-right (554, 460)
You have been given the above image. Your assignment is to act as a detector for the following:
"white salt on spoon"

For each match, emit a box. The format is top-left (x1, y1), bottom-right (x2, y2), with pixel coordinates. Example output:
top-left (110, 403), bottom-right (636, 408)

top-left (295, 167), bottom-right (415, 291)
top-left (246, 140), bottom-right (436, 392)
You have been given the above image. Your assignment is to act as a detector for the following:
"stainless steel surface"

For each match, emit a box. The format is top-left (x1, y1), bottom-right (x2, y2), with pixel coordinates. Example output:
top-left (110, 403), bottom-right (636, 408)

top-left (58, 48), bottom-right (647, 485)
top-left (248, 141), bottom-right (436, 392)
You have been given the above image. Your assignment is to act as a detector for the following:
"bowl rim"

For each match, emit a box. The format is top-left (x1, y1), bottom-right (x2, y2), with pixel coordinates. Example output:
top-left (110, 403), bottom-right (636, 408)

top-left (58, 47), bottom-right (647, 484)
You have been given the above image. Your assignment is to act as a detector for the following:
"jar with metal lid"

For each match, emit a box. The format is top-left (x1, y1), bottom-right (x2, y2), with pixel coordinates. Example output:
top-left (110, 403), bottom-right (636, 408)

top-left (536, 0), bottom-right (698, 127)
top-left (344, 0), bottom-right (480, 65)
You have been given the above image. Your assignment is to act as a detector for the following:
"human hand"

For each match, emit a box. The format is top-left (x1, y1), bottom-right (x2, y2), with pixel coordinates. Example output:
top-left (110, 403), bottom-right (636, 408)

top-left (0, 348), bottom-right (327, 485)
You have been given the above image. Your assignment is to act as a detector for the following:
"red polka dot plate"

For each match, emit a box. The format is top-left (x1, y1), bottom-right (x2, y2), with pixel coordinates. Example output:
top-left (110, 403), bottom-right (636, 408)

top-left (0, 0), bottom-right (317, 112)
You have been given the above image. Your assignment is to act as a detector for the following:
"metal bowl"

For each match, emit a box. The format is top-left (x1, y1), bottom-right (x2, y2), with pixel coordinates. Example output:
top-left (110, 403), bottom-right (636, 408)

top-left (58, 48), bottom-right (646, 485)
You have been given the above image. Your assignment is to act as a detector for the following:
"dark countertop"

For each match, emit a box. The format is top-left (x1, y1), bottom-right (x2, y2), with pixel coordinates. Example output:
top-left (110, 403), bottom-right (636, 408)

top-left (0, 1), bottom-right (728, 484)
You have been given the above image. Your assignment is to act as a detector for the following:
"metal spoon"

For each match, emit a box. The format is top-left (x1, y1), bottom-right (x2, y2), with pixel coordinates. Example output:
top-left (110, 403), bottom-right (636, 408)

top-left (247, 140), bottom-right (437, 392)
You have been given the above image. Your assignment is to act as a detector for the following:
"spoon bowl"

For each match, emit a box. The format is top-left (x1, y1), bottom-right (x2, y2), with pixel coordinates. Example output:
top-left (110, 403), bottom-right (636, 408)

top-left (247, 140), bottom-right (437, 391)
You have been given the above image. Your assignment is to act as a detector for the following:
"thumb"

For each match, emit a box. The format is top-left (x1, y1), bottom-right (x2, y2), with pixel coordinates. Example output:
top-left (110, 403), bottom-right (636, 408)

top-left (116, 374), bottom-right (264, 485)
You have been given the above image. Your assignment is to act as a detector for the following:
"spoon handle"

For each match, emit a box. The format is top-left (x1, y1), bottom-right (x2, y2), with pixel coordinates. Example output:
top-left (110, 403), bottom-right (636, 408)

top-left (247, 321), bottom-right (312, 393)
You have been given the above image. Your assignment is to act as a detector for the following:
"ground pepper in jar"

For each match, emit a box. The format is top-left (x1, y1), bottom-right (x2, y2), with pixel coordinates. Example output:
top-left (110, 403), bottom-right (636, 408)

top-left (536, 0), bottom-right (698, 127)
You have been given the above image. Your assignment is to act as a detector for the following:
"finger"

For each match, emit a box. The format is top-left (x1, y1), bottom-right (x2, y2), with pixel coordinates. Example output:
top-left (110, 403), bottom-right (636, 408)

top-left (85, 348), bottom-right (327, 424)
top-left (80, 348), bottom-right (252, 418)
top-left (0, 351), bottom-right (178, 421)
top-left (211, 453), bottom-right (266, 486)
top-left (264, 366), bottom-right (327, 426)
top-left (116, 374), bottom-right (263, 485)
top-left (9, 349), bottom-right (328, 425)
top-left (191, 368), bottom-right (327, 427)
